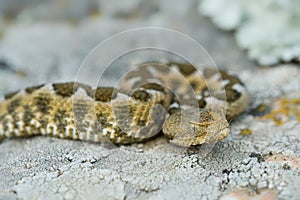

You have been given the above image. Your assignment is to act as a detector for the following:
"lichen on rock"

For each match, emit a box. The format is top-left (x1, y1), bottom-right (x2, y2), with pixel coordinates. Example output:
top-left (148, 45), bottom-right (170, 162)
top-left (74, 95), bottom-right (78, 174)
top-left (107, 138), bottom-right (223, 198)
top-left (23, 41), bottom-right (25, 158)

top-left (199, 0), bottom-right (300, 65)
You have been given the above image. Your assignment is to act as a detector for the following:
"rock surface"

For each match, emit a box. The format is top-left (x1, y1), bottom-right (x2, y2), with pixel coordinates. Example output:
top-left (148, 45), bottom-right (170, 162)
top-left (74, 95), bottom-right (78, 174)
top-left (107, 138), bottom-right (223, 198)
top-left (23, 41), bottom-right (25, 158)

top-left (0, 1), bottom-right (299, 199)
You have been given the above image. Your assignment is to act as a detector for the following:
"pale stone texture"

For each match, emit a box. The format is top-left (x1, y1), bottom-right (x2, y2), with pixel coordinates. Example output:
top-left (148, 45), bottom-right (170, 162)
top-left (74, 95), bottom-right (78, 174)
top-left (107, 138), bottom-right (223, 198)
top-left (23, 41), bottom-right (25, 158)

top-left (0, 1), bottom-right (299, 200)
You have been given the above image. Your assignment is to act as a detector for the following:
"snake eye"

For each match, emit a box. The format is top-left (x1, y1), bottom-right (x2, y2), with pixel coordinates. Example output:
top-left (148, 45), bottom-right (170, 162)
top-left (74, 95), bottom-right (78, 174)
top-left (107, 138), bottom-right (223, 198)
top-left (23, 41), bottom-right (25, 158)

top-left (189, 121), bottom-right (198, 133)
top-left (193, 124), bottom-right (196, 133)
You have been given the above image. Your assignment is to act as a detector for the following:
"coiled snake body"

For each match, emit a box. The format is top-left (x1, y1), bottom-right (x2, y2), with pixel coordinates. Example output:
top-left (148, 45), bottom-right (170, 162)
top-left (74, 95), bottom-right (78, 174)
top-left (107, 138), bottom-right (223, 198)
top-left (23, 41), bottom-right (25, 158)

top-left (0, 63), bottom-right (249, 147)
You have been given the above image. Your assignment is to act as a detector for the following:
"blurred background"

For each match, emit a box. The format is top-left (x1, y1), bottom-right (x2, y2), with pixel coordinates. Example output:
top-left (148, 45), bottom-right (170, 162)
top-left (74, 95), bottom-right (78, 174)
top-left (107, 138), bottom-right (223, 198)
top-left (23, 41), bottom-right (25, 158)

top-left (0, 0), bottom-right (298, 94)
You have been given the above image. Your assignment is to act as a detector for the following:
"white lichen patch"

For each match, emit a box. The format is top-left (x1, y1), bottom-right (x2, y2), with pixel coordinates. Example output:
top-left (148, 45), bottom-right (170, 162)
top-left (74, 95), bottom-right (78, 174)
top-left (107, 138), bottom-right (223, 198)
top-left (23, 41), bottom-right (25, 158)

top-left (199, 0), bottom-right (300, 65)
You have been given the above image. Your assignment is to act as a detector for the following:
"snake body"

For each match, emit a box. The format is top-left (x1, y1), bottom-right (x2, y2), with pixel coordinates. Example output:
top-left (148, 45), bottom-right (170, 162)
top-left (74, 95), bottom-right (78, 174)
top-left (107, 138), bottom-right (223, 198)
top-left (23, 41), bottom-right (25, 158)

top-left (0, 62), bottom-right (249, 146)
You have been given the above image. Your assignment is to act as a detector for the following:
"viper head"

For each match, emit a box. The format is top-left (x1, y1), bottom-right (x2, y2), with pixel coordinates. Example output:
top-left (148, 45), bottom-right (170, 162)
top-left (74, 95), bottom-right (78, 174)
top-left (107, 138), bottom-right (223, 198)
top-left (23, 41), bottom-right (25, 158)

top-left (162, 108), bottom-right (230, 147)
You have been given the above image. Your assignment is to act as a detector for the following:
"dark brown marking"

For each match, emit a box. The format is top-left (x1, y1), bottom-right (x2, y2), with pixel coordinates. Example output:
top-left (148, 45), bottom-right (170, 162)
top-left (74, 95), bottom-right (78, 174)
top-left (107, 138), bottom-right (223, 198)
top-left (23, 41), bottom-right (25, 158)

top-left (203, 68), bottom-right (243, 86)
top-left (220, 70), bottom-right (244, 86)
top-left (168, 107), bottom-right (180, 115)
top-left (25, 84), bottom-right (45, 94)
top-left (225, 85), bottom-right (241, 103)
top-left (54, 108), bottom-right (68, 134)
top-left (52, 82), bottom-right (93, 98)
top-left (4, 90), bottom-right (19, 100)
top-left (168, 62), bottom-right (196, 76)
top-left (23, 105), bottom-right (35, 126)
top-left (198, 98), bottom-right (207, 108)
top-left (39, 119), bottom-right (48, 130)
top-left (7, 98), bottom-right (21, 113)
top-left (201, 69), bottom-right (244, 102)
top-left (94, 87), bottom-right (116, 102)
top-left (131, 90), bottom-right (151, 102)
top-left (189, 80), bottom-right (200, 90)
top-left (137, 119), bottom-right (147, 126)
top-left (34, 93), bottom-right (52, 114)
top-left (220, 70), bottom-right (243, 102)
top-left (141, 83), bottom-right (165, 92)
top-left (96, 113), bottom-right (110, 130)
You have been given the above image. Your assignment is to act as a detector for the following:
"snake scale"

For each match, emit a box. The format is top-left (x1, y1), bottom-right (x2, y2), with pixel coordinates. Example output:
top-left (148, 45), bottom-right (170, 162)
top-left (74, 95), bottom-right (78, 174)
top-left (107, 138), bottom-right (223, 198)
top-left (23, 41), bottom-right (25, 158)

top-left (0, 62), bottom-right (250, 147)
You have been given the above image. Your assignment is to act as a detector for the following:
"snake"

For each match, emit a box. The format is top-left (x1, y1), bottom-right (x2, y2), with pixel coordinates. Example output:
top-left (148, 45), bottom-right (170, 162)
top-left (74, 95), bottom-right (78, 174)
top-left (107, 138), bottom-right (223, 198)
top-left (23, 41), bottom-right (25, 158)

top-left (0, 62), bottom-right (250, 147)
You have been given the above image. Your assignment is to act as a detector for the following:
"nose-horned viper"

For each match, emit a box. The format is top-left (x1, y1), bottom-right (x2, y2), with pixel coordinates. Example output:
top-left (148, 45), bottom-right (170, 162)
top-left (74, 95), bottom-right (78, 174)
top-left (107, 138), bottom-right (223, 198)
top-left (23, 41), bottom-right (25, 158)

top-left (0, 62), bottom-right (249, 147)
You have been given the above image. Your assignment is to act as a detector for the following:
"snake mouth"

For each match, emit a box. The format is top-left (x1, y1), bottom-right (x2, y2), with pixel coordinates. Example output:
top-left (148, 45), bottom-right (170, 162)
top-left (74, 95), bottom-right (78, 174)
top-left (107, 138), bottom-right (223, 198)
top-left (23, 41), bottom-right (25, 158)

top-left (168, 126), bottom-right (231, 147)
top-left (204, 126), bottom-right (230, 144)
top-left (216, 127), bottom-right (230, 141)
